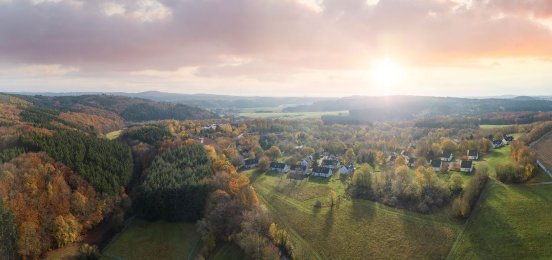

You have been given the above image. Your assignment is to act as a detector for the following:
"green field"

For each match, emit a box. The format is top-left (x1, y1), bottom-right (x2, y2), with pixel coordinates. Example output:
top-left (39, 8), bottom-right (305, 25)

top-left (478, 146), bottom-right (512, 177)
top-left (246, 170), bottom-right (463, 259)
top-left (448, 144), bottom-right (552, 259)
top-left (238, 111), bottom-right (348, 119)
top-left (102, 219), bottom-right (201, 260)
top-left (105, 130), bottom-right (122, 140)
top-left (480, 124), bottom-right (515, 129)
top-left (448, 177), bottom-right (552, 259)
top-left (209, 243), bottom-right (245, 260)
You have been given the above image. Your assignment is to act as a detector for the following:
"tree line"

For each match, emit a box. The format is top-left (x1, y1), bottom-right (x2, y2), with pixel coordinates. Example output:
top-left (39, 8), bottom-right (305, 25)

top-left (20, 130), bottom-right (133, 195)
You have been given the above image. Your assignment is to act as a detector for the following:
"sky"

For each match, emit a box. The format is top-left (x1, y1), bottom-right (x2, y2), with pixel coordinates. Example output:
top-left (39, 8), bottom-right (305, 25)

top-left (1, 0), bottom-right (552, 97)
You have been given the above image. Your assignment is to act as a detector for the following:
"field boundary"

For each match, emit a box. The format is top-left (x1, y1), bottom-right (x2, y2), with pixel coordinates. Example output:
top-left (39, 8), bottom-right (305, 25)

top-left (529, 129), bottom-right (552, 148)
top-left (101, 215), bottom-right (136, 256)
top-left (537, 160), bottom-right (552, 179)
top-left (446, 179), bottom-right (491, 260)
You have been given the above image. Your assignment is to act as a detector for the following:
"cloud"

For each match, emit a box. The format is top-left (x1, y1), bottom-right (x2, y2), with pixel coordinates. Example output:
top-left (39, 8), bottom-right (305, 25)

top-left (0, 0), bottom-right (551, 80)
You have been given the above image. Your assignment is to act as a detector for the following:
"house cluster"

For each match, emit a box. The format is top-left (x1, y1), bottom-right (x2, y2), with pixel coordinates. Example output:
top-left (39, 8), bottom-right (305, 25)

top-left (430, 149), bottom-right (479, 173)
top-left (492, 135), bottom-right (515, 149)
top-left (400, 150), bottom-right (417, 168)
top-left (201, 123), bottom-right (232, 131)
top-left (262, 154), bottom-right (355, 178)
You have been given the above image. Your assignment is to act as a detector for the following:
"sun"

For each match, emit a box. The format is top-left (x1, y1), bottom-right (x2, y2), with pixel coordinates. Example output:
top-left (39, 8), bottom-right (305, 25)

top-left (371, 58), bottom-right (404, 88)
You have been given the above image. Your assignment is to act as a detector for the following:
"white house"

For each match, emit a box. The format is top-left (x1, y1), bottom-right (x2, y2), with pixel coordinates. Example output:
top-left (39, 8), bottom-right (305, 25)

top-left (440, 151), bottom-right (454, 162)
top-left (290, 164), bottom-right (308, 175)
top-left (407, 158), bottom-right (416, 168)
top-left (431, 159), bottom-right (443, 171)
top-left (467, 150), bottom-right (479, 160)
top-left (321, 159), bottom-right (339, 169)
top-left (312, 166), bottom-right (333, 178)
top-left (460, 160), bottom-right (474, 173)
top-left (244, 158), bottom-right (259, 169)
top-left (503, 135), bottom-right (514, 144)
top-left (300, 159), bottom-right (309, 167)
top-left (339, 164), bottom-right (354, 175)
top-left (493, 140), bottom-right (504, 148)
top-left (400, 150), bottom-right (410, 161)
top-left (270, 162), bottom-right (289, 173)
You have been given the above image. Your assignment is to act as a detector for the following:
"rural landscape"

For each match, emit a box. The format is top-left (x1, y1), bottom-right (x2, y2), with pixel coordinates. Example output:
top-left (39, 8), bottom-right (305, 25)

top-left (1, 92), bottom-right (552, 259)
top-left (2, 0), bottom-right (552, 259)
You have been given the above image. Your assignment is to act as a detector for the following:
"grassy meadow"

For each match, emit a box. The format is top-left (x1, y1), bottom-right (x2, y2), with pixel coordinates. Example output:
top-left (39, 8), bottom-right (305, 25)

top-left (238, 110), bottom-right (348, 119)
top-left (246, 170), bottom-right (464, 259)
top-left (102, 220), bottom-right (201, 260)
top-left (448, 174), bottom-right (552, 259)
top-left (448, 143), bottom-right (552, 259)
top-left (479, 124), bottom-right (515, 129)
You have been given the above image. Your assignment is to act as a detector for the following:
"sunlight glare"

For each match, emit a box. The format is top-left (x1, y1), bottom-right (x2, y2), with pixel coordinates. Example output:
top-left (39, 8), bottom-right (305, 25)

top-left (371, 58), bottom-right (404, 89)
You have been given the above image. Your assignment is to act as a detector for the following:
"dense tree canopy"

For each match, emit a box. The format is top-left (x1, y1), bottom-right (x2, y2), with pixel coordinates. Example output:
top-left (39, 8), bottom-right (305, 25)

top-left (0, 153), bottom-right (106, 258)
top-left (138, 144), bottom-right (213, 221)
top-left (21, 130), bottom-right (133, 195)
top-left (0, 199), bottom-right (17, 260)
top-left (123, 126), bottom-right (169, 145)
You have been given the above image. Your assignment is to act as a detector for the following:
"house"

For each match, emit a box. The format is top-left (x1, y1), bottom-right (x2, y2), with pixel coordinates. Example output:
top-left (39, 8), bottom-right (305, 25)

top-left (492, 140), bottom-right (504, 148)
top-left (339, 164), bottom-right (355, 175)
top-left (270, 162), bottom-right (289, 173)
top-left (440, 151), bottom-right (454, 162)
top-left (386, 154), bottom-right (397, 165)
top-left (312, 166), bottom-right (333, 178)
top-left (300, 159), bottom-right (309, 167)
top-left (407, 157), bottom-right (416, 168)
top-left (467, 150), bottom-right (479, 160)
top-left (400, 150), bottom-right (410, 161)
top-left (244, 158), bottom-right (259, 169)
top-left (321, 159), bottom-right (339, 169)
top-left (460, 160), bottom-right (474, 173)
top-left (290, 164), bottom-right (308, 174)
top-left (503, 135), bottom-right (515, 144)
top-left (431, 159), bottom-right (443, 171)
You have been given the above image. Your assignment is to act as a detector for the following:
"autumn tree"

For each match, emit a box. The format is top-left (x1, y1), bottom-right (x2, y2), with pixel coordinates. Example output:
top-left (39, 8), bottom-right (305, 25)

top-left (395, 156), bottom-right (407, 166)
top-left (265, 146), bottom-right (281, 160)
top-left (0, 153), bottom-right (106, 258)
top-left (53, 214), bottom-right (81, 247)
top-left (343, 148), bottom-right (356, 164)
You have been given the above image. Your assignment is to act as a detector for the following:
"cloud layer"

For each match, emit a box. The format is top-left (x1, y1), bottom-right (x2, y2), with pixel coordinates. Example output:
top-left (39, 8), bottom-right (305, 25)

top-left (1, 0), bottom-right (552, 95)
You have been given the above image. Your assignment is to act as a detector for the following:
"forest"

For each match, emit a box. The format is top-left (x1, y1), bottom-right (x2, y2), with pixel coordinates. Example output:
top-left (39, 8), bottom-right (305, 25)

top-left (21, 130), bottom-right (133, 195)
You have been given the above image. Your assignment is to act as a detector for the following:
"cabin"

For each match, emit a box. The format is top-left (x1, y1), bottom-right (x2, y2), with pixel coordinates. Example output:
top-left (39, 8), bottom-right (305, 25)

top-left (407, 157), bottom-right (416, 168)
top-left (243, 158), bottom-right (258, 169)
top-left (339, 164), bottom-right (355, 175)
top-left (503, 135), bottom-right (515, 144)
top-left (290, 164), bottom-right (308, 174)
top-left (460, 160), bottom-right (474, 173)
top-left (321, 159), bottom-right (340, 169)
top-left (467, 150), bottom-right (479, 160)
top-left (312, 166), bottom-right (333, 178)
top-left (440, 151), bottom-right (454, 162)
top-left (300, 159), bottom-right (309, 167)
top-left (400, 150), bottom-right (410, 161)
top-left (431, 159), bottom-right (443, 171)
top-left (270, 162), bottom-right (289, 173)
top-left (492, 140), bottom-right (504, 148)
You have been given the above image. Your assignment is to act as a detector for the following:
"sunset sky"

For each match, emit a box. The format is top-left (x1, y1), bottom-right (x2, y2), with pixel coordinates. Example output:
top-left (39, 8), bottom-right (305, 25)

top-left (1, 0), bottom-right (552, 97)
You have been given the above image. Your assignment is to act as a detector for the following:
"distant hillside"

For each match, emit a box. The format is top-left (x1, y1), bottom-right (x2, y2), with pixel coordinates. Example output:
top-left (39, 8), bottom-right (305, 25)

top-left (15, 94), bottom-right (217, 122)
top-left (283, 96), bottom-right (552, 122)
top-left (11, 91), bottom-right (333, 109)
